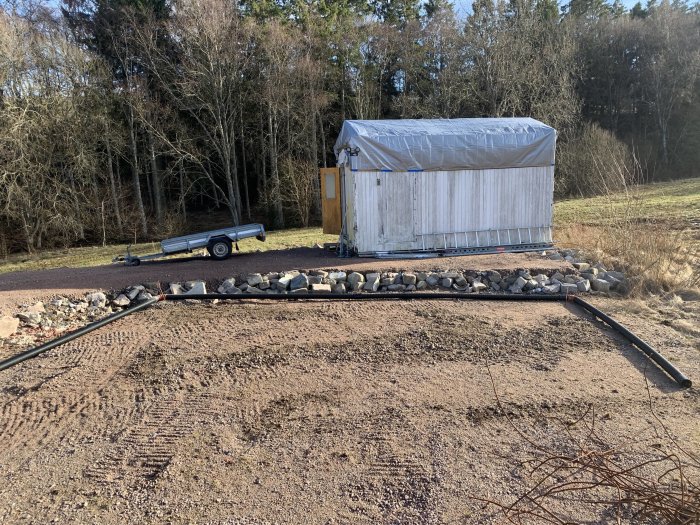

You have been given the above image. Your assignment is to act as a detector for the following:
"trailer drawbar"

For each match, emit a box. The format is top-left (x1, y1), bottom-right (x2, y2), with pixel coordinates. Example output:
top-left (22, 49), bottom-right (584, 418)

top-left (0, 293), bottom-right (691, 388)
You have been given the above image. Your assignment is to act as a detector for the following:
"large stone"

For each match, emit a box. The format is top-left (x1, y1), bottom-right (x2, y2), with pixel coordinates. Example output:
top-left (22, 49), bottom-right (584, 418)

top-left (454, 276), bottom-right (468, 287)
top-left (126, 285), bottom-right (145, 300)
top-left (426, 274), bottom-right (440, 287)
top-left (472, 281), bottom-right (488, 293)
top-left (276, 275), bottom-right (292, 291)
top-left (311, 283), bottom-right (332, 293)
top-left (380, 278), bottom-right (393, 286)
top-left (137, 291), bottom-right (154, 301)
top-left (0, 316), bottom-right (20, 338)
top-left (169, 283), bottom-right (185, 295)
top-left (366, 272), bottom-right (380, 282)
top-left (439, 271), bottom-right (460, 279)
top-left (309, 270), bottom-right (328, 278)
top-left (549, 253), bottom-right (563, 260)
top-left (486, 270), bottom-right (502, 283)
top-left (440, 278), bottom-right (453, 288)
top-left (524, 279), bottom-right (538, 291)
top-left (329, 271), bottom-right (347, 282)
top-left (577, 279), bottom-right (591, 292)
top-left (416, 280), bottom-right (427, 290)
top-left (550, 272), bottom-right (566, 283)
top-left (533, 274), bottom-right (549, 285)
top-left (332, 283), bottom-right (347, 294)
top-left (543, 283), bottom-right (561, 294)
top-left (258, 281), bottom-right (271, 290)
top-left (416, 272), bottom-right (429, 281)
top-left (26, 302), bottom-right (45, 314)
top-left (387, 284), bottom-right (406, 292)
top-left (560, 283), bottom-right (578, 295)
top-left (246, 274), bottom-right (263, 286)
top-left (347, 272), bottom-right (365, 286)
top-left (218, 278), bottom-right (238, 294)
top-left (604, 270), bottom-right (625, 281)
top-left (308, 275), bottom-right (324, 285)
top-left (364, 275), bottom-right (380, 291)
top-left (590, 278), bottom-right (611, 293)
top-left (510, 276), bottom-right (528, 292)
top-left (112, 294), bottom-right (130, 307)
top-left (351, 281), bottom-right (364, 292)
top-left (185, 281), bottom-right (207, 295)
top-left (401, 273), bottom-right (417, 286)
top-left (290, 274), bottom-right (309, 291)
top-left (86, 292), bottom-right (108, 307)
top-left (573, 262), bottom-right (590, 272)
top-left (17, 312), bottom-right (42, 325)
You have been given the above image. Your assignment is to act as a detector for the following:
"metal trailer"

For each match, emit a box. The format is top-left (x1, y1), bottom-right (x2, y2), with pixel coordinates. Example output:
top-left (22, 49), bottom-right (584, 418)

top-left (115, 223), bottom-right (266, 266)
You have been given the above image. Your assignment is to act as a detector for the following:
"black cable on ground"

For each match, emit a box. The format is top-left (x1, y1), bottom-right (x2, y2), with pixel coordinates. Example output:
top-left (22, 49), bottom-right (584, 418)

top-left (0, 292), bottom-right (691, 389)
top-left (573, 296), bottom-right (691, 388)
top-left (0, 296), bottom-right (160, 373)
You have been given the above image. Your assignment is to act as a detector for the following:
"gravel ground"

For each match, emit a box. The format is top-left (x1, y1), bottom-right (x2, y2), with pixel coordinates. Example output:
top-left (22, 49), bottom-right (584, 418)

top-left (0, 298), bottom-right (697, 524)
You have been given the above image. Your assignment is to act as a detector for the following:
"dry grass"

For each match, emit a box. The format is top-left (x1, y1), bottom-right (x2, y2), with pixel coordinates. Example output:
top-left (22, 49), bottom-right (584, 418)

top-left (555, 178), bottom-right (700, 295)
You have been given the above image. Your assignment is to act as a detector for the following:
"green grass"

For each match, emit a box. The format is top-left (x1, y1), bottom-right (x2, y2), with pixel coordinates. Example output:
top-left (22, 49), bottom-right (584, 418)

top-left (554, 178), bottom-right (700, 226)
top-left (0, 227), bottom-right (337, 275)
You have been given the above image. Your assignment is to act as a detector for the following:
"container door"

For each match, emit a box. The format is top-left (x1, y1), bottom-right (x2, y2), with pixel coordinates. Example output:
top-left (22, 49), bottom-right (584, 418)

top-left (320, 167), bottom-right (341, 234)
top-left (377, 172), bottom-right (415, 244)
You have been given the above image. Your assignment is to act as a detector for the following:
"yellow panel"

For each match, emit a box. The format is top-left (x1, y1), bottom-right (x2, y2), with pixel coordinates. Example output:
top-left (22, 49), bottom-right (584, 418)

top-left (320, 167), bottom-right (341, 235)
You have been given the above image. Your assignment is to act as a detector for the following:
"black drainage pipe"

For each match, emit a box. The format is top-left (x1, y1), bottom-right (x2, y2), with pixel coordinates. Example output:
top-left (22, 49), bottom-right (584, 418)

top-left (0, 296), bottom-right (161, 373)
top-left (573, 296), bottom-right (692, 388)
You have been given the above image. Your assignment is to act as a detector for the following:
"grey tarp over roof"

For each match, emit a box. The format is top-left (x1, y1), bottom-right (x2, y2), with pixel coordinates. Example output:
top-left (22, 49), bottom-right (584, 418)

top-left (334, 117), bottom-right (556, 172)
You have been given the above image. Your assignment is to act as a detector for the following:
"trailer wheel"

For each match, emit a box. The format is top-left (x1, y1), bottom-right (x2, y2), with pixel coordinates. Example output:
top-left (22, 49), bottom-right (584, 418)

top-left (126, 258), bottom-right (141, 267)
top-left (207, 239), bottom-right (232, 260)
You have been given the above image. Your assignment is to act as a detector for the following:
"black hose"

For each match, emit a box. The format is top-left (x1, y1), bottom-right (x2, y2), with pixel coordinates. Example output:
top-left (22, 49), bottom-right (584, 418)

top-left (0, 296), bottom-right (161, 372)
top-left (573, 297), bottom-right (692, 388)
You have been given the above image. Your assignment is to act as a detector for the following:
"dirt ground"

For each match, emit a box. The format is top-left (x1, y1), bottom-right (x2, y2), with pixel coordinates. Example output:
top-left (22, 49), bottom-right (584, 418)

top-left (0, 296), bottom-right (698, 524)
top-left (0, 247), bottom-right (570, 311)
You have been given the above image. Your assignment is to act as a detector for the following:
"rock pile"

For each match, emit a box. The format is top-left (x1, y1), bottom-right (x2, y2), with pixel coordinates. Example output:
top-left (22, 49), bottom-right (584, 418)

top-left (544, 248), bottom-right (628, 294)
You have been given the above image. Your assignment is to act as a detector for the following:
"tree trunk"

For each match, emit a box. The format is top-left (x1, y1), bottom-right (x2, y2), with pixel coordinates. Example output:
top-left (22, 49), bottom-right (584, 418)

top-left (128, 106), bottom-right (148, 238)
top-left (268, 107), bottom-right (284, 228)
top-left (106, 135), bottom-right (124, 236)
top-left (179, 161), bottom-right (187, 222)
top-left (148, 130), bottom-right (164, 224)
top-left (239, 111), bottom-right (251, 221)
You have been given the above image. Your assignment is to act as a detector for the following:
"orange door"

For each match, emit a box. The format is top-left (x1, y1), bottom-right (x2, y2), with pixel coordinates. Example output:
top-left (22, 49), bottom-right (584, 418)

top-left (320, 167), bottom-right (341, 235)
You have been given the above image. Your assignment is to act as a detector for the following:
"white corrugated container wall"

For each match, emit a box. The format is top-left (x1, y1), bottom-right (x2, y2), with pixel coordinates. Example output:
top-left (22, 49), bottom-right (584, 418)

top-left (344, 167), bottom-right (554, 255)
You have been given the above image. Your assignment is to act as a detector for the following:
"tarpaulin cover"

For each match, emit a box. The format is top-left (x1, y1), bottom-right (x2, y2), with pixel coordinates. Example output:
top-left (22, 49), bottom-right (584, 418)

top-left (334, 117), bottom-right (556, 172)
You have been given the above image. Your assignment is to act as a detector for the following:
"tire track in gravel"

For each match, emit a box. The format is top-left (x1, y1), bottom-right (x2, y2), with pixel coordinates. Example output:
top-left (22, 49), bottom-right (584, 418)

top-left (0, 324), bottom-right (154, 463)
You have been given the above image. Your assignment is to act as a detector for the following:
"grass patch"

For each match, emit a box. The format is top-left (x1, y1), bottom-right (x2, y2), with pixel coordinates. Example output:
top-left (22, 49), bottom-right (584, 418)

top-left (554, 178), bottom-right (699, 294)
top-left (554, 178), bottom-right (700, 227)
top-left (0, 227), bottom-right (336, 275)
